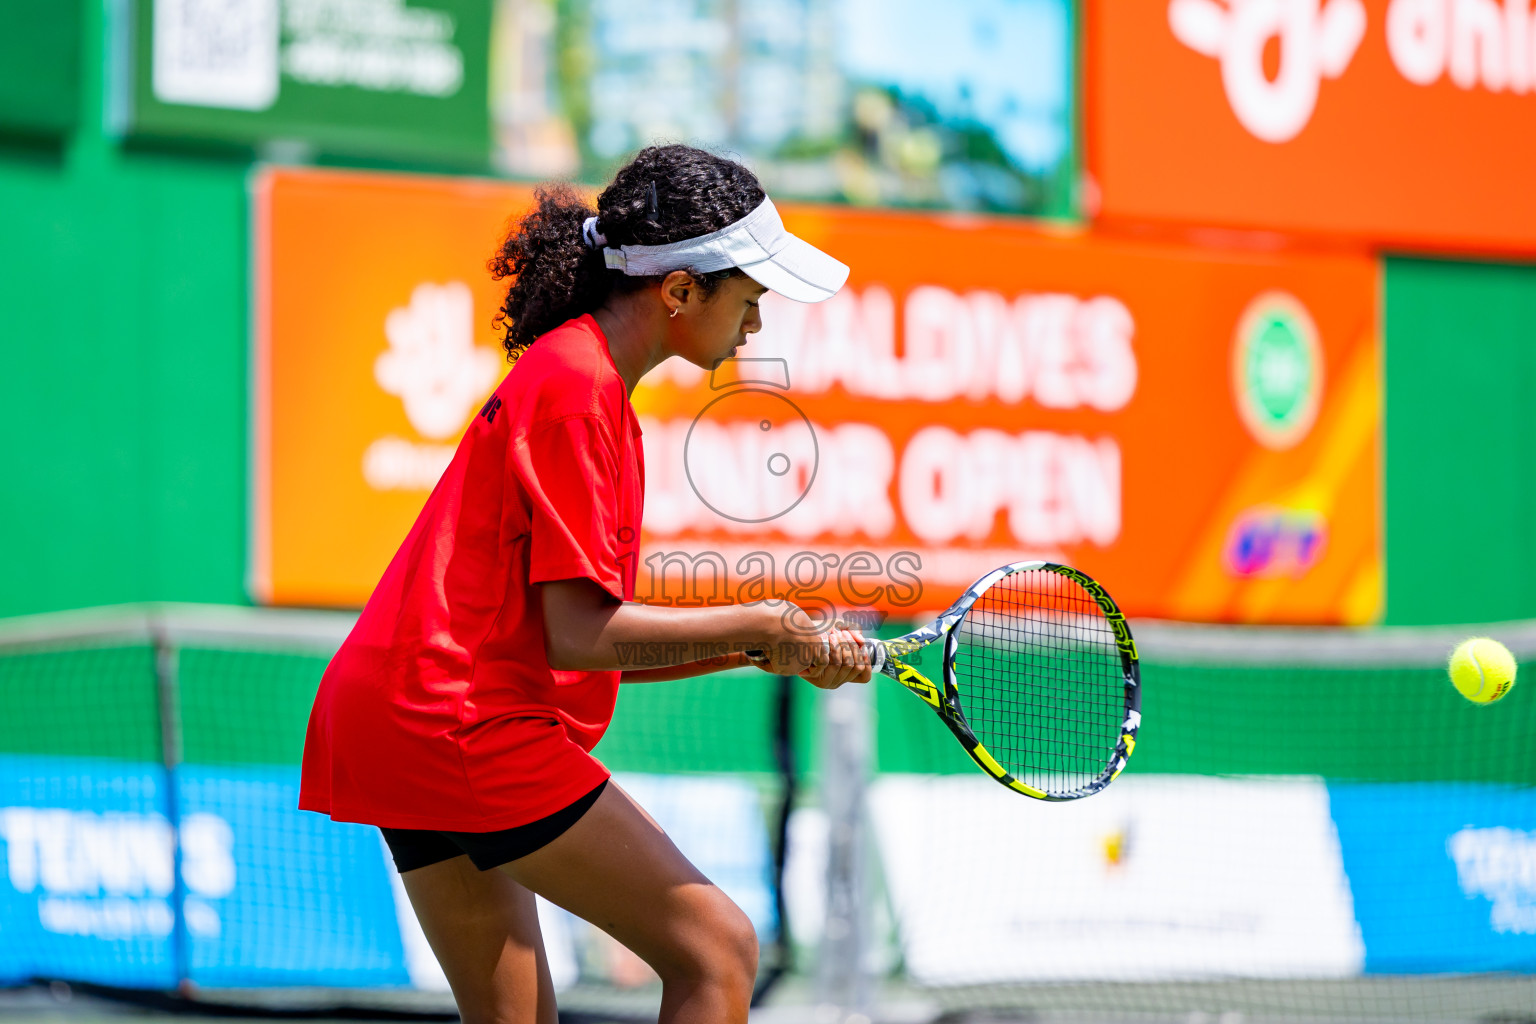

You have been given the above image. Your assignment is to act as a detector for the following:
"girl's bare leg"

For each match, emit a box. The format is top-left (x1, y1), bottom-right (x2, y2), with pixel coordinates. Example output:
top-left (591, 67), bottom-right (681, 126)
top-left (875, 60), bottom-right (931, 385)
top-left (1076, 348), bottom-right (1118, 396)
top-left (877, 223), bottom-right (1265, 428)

top-left (501, 781), bottom-right (758, 1024)
top-left (398, 855), bottom-right (559, 1024)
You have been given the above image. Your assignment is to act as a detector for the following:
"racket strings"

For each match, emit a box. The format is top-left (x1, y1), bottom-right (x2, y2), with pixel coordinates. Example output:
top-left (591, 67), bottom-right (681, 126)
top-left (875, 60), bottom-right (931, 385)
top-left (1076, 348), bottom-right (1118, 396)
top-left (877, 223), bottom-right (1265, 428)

top-left (953, 569), bottom-right (1127, 797)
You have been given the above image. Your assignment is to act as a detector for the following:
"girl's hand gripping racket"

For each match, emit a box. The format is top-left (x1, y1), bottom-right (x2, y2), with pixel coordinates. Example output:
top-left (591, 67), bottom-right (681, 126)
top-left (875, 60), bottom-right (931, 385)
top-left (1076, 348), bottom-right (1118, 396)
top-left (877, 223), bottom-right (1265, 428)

top-left (868, 560), bottom-right (1140, 801)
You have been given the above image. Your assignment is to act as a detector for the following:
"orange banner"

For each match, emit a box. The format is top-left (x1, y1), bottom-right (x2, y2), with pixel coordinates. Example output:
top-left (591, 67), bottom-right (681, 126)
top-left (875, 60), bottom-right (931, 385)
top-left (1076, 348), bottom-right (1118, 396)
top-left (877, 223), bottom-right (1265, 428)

top-left (253, 167), bottom-right (1381, 623)
top-left (1088, 0), bottom-right (1536, 254)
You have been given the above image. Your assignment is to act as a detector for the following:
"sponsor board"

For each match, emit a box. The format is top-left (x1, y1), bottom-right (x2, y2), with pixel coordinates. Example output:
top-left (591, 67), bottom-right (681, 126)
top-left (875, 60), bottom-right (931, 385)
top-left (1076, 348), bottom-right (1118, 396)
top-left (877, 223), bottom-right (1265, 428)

top-left (0, 755), bottom-right (407, 987)
top-left (1330, 781), bottom-right (1536, 972)
top-left (633, 210), bottom-right (1380, 623)
top-left (119, 0), bottom-right (490, 162)
top-left (0, 755), bottom-right (773, 988)
top-left (0, 756), bottom-right (179, 987)
top-left (869, 774), bottom-right (1365, 983)
top-left (253, 166), bottom-right (1381, 623)
top-left (1089, 0), bottom-right (1536, 252)
top-left (178, 764), bottom-right (409, 987)
top-left (6, 750), bottom-right (1528, 984)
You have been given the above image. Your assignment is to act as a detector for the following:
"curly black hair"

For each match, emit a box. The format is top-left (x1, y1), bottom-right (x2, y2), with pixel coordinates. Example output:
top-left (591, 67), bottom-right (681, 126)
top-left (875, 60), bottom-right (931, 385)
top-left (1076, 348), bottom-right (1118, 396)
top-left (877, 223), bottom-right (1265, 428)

top-left (488, 144), bottom-right (768, 359)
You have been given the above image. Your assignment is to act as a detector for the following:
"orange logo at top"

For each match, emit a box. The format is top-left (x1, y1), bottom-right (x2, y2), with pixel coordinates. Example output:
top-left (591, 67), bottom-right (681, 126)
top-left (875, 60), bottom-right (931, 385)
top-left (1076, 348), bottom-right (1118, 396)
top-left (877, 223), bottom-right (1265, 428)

top-left (1090, 0), bottom-right (1536, 253)
top-left (254, 166), bottom-right (1381, 623)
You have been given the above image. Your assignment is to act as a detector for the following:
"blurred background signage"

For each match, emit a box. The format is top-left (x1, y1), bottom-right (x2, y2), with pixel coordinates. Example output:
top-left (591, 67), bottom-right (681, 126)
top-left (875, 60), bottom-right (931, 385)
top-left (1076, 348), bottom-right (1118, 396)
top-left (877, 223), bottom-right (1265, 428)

top-left (637, 214), bottom-right (1382, 624)
top-left (493, 0), bottom-right (1076, 216)
top-left (121, 0), bottom-right (492, 162)
top-left (9, 0), bottom-right (1536, 1012)
top-left (117, 0), bottom-right (1074, 209)
top-left (254, 166), bottom-right (1381, 623)
top-left (251, 167), bottom-right (523, 604)
top-left (1089, 0), bottom-right (1536, 253)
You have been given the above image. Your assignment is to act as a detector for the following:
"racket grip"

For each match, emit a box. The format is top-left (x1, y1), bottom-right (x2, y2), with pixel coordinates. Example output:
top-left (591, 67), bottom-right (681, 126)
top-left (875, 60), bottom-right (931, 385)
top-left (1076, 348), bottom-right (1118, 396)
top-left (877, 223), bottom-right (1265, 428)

top-left (865, 638), bottom-right (887, 674)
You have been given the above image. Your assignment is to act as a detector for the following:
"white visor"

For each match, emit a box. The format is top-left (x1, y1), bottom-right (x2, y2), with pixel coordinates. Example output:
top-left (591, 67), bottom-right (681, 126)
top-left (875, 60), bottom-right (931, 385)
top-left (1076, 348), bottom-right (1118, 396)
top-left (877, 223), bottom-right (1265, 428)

top-left (600, 197), bottom-right (849, 303)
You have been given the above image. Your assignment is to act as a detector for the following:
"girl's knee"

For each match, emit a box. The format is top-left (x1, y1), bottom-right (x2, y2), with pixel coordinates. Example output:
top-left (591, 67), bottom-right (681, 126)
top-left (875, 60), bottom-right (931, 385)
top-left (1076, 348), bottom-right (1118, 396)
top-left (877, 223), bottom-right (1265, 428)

top-left (657, 893), bottom-right (758, 988)
top-left (689, 911), bottom-right (757, 1010)
top-left (716, 903), bottom-right (759, 980)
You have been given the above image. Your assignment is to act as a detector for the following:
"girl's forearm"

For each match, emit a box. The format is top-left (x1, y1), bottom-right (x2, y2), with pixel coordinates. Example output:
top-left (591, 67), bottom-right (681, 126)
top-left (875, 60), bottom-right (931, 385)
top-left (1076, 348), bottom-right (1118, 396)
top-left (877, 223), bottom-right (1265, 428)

top-left (541, 578), bottom-right (789, 672)
top-left (620, 650), bottom-right (760, 683)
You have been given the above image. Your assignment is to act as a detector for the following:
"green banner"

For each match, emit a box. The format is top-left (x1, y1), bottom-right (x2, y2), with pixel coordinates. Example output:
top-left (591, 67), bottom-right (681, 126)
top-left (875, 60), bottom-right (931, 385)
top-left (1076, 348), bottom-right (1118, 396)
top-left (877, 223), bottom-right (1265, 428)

top-left (0, 1), bottom-right (81, 137)
top-left (125, 0), bottom-right (490, 163)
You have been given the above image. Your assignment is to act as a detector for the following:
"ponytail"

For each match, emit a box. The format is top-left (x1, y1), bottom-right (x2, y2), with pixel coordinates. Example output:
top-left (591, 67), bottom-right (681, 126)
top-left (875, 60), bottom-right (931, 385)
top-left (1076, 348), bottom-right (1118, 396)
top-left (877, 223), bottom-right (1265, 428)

top-left (488, 185), bottom-right (610, 360)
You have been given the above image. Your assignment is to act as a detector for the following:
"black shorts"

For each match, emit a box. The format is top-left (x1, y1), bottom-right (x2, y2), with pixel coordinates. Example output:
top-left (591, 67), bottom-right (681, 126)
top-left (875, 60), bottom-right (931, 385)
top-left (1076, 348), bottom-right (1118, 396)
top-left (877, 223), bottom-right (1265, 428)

top-left (380, 780), bottom-right (608, 873)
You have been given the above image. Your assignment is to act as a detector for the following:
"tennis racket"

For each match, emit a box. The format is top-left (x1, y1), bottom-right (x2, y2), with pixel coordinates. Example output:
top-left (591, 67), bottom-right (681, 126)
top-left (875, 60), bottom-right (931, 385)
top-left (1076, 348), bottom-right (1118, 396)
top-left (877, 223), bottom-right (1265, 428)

top-left (867, 560), bottom-right (1140, 801)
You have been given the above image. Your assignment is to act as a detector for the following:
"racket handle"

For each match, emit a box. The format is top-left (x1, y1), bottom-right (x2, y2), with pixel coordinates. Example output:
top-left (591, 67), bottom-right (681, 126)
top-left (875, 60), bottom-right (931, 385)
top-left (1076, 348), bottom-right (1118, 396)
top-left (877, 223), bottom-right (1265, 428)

top-left (748, 641), bottom-right (887, 674)
top-left (865, 638), bottom-right (887, 674)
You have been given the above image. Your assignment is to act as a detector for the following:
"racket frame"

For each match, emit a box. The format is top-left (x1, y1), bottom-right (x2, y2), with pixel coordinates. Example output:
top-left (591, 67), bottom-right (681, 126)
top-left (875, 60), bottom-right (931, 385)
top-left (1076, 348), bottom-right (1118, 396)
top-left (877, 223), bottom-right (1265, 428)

top-left (871, 560), bottom-right (1141, 801)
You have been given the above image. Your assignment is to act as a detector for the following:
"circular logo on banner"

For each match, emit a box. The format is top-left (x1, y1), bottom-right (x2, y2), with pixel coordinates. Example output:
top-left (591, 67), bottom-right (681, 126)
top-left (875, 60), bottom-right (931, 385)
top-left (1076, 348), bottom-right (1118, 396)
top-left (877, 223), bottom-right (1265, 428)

top-left (1232, 291), bottom-right (1323, 450)
top-left (685, 387), bottom-right (819, 524)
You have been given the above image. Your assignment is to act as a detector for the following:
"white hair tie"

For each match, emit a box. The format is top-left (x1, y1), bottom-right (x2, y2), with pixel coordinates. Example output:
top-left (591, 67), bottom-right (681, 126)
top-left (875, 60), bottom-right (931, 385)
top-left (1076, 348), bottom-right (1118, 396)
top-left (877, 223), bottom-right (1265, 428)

top-left (581, 216), bottom-right (607, 249)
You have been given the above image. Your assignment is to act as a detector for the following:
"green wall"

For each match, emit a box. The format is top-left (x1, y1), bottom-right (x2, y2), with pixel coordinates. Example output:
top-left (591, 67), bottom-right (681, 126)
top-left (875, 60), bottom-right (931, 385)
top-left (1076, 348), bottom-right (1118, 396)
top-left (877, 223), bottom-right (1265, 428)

top-left (0, 2), bottom-right (81, 138)
top-left (0, 1), bottom-right (251, 617)
top-left (1384, 257), bottom-right (1536, 625)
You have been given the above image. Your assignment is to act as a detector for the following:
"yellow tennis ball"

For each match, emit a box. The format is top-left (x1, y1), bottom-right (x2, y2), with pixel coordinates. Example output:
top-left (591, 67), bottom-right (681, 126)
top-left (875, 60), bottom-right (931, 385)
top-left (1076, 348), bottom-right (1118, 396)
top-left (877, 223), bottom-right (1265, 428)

top-left (1448, 638), bottom-right (1518, 704)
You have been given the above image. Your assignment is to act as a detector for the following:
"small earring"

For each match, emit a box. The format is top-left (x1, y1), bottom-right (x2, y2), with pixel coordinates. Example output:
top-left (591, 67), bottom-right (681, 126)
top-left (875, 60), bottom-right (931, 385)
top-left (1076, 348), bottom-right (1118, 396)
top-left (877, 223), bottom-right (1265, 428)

top-left (670, 308), bottom-right (680, 318)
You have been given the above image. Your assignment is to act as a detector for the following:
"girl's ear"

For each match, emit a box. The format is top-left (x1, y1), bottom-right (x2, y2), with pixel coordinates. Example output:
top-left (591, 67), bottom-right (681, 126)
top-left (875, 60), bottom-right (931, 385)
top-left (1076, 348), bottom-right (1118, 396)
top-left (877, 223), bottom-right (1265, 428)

top-left (661, 269), bottom-right (694, 313)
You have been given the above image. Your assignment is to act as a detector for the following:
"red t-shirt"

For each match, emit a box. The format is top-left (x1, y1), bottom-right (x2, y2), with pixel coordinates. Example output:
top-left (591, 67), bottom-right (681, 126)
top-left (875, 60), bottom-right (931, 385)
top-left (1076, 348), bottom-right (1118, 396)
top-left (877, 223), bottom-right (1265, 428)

top-left (299, 314), bottom-right (644, 831)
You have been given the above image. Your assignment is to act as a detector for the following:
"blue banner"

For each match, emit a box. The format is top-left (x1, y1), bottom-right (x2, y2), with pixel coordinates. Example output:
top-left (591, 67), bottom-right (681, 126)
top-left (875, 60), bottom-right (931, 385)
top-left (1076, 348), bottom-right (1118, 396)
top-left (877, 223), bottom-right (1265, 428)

top-left (179, 764), bottom-right (408, 988)
top-left (0, 755), bottom-right (177, 987)
top-left (0, 755), bottom-right (407, 988)
top-left (4, 756), bottom-right (1532, 986)
top-left (1329, 781), bottom-right (1536, 973)
top-left (0, 756), bottom-right (781, 990)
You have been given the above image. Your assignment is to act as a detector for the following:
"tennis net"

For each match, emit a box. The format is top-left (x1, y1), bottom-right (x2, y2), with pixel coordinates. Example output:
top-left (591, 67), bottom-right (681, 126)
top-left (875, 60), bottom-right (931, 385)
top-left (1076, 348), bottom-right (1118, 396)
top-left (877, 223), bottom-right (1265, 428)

top-left (867, 618), bottom-right (1536, 1022)
top-left (0, 605), bottom-right (1533, 1022)
top-left (0, 603), bottom-right (800, 1016)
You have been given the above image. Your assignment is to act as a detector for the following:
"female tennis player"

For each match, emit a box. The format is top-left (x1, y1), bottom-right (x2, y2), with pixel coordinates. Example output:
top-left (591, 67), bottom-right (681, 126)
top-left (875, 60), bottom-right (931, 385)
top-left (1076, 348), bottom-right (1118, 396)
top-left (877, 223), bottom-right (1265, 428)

top-left (299, 145), bottom-right (869, 1024)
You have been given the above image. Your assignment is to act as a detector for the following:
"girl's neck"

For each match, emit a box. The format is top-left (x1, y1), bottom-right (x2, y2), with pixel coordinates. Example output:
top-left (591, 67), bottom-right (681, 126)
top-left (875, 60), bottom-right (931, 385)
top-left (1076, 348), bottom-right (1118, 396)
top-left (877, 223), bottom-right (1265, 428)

top-left (592, 294), bottom-right (667, 393)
